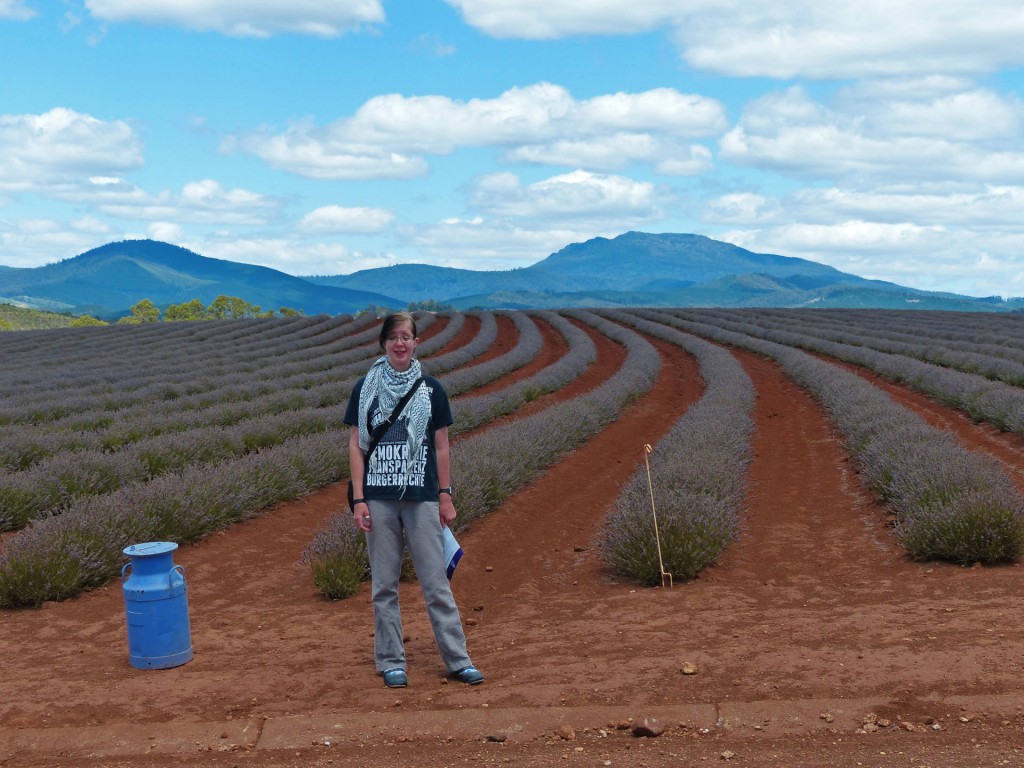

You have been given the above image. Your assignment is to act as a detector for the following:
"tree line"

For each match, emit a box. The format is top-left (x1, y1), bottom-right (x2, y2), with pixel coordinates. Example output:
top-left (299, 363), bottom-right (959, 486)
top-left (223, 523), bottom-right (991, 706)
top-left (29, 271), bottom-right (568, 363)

top-left (86, 296), bottom-right (305, 326)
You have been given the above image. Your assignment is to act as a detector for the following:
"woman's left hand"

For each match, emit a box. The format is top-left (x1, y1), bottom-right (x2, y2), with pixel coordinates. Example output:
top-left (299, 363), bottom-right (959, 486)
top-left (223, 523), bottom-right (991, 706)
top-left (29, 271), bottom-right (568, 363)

top-left (439, 494), bottom-right (456, 527)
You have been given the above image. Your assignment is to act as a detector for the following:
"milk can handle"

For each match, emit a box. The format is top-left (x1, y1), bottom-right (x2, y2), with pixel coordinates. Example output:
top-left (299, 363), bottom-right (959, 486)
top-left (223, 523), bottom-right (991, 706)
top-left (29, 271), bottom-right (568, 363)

top-left (121, 562), bottom-right (132, 582)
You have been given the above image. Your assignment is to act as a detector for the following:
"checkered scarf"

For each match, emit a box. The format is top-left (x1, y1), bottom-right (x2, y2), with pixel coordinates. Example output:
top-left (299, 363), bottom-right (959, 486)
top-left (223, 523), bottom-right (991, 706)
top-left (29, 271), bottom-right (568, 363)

top-left (357, 356), bottom-right (430, 491)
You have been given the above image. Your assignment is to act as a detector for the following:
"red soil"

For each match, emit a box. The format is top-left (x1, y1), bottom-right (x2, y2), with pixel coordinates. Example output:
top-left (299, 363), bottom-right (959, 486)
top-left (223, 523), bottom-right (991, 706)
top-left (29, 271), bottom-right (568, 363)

top-left (3, 319), bottom-right (1024, 767)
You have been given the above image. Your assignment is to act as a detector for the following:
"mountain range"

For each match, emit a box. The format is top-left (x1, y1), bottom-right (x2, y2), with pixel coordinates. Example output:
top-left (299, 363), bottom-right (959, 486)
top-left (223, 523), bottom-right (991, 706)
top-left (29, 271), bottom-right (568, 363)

top-left (0, 233), bottom-right (1017, 317)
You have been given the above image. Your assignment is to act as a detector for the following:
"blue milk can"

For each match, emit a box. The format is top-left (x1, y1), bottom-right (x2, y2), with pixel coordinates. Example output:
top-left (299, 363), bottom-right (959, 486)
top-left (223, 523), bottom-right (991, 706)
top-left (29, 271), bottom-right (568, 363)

top-left (121, 542), bottom-right (193, 669)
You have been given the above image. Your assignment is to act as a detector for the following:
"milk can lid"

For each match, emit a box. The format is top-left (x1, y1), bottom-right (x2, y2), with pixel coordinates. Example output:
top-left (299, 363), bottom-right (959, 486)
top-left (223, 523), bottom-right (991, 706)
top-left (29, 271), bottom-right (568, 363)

top-left (123, 541), bottom-right (179, 558)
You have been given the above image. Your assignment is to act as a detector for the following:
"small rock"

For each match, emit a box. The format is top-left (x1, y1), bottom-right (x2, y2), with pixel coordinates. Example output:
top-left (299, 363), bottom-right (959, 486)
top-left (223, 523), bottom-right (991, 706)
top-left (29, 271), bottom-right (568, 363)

top-left (485, 566), bottom-right (494, 572)
top-left (615, 719), bottom-right (632, 730)
top-left (632, 716), bottom-right (665, 738)
top-left (555, 724), bottom-right (576, 741)
top-left (465, 617), bottom-right (478, 626)
top-left (574, 545), bottom-right (586, 552)
top-left (721, 750), bottom-right (736, 760)
top-left (819, 712), bottom-right (834, 723)
top-left (486, 733), bottom-right (507, 743)
top-left (681, 662), bottom-right (698, 675)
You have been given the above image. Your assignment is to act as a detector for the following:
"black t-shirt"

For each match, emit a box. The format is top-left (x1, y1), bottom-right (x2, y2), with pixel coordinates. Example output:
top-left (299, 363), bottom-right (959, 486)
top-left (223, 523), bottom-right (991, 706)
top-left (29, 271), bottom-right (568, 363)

top-left (343, 375), bottom-right (453, 502)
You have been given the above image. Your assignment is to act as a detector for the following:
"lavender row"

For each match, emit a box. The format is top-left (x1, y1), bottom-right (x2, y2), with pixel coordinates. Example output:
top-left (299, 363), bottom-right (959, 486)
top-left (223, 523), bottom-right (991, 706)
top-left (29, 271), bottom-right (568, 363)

top-left (449, 308), bottom-right (659, 532)
top-left (718, 309), bottom-right (1024, 387)
top-left (673, 309), bottom-right (1024, 436)
top-left (0, 310), bottom-right (614, 605)
top-left (772, 308), bottom-right (1024, 355)
top-left (0, 311), bottom-right (514, 604)
top-left (0, 407), bottom-right (344, 531)
top-left (0, 314), bottom-right (497, 518)
top-left (304, 310), bottom-right (660, 598)
top-left (0, 314), bottom-right (381, 424)
top-left (661, 311), bottom-right (1024, 565)
top-left (0, 312), bottom-right (444, 440)
top-left (0, 429), bottom-right (350, 607)
top-left (449, 311), bottom-right (597, 434)
top-left (595, 309), bottom-right (755, 584)
top-left (438, 311), bottom-right (541, 396)
top-left (1, 313), bottom-right (356, 399)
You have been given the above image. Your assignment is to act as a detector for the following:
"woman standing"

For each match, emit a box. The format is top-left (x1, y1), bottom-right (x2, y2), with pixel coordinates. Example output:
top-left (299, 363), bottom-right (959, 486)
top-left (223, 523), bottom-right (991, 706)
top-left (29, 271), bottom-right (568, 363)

top-left (344, 311), bottom-right (483, 689)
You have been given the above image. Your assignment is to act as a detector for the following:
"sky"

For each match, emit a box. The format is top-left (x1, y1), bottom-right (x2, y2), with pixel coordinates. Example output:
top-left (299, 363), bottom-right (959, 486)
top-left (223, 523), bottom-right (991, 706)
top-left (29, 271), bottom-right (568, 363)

top-left (2, 1), bottom-right (1024, 298)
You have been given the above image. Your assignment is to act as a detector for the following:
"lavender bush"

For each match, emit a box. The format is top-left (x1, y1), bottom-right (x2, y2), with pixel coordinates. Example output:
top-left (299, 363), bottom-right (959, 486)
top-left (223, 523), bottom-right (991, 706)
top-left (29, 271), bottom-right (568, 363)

top-left (661, 310), bottom-right (1024, 565)
top-left (0, 430), bottom-right (351, 606)
top-left (301, 513), bottom-right (368, 599)
top-left (595, 310), bottom-right (755, 583)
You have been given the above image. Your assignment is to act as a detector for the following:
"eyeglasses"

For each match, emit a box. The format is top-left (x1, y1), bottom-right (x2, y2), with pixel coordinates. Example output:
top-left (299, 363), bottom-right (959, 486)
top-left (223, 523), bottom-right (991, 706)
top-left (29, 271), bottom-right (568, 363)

top-left (385, 334), bottom-right (415, 344)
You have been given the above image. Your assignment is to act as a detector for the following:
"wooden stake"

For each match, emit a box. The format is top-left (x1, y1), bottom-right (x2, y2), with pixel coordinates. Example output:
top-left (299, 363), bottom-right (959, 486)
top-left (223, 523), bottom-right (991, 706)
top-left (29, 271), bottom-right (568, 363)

top-left (643, 444), bottom-right (673, 589)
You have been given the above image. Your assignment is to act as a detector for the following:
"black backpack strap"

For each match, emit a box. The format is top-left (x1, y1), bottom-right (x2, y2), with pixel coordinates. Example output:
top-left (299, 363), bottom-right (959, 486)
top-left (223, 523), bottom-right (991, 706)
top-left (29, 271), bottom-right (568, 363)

top-left (365, 377), bottom-right (425, 459)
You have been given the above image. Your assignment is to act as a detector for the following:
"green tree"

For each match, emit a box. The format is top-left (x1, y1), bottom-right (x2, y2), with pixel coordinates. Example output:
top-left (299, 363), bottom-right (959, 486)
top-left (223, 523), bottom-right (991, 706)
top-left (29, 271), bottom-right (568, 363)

top-left (163, 299), bottom-right (207, 322)
top-left (118, 298), bottom-right (160, 324)
top-left (358, 303), bottom-right (395, 318)
top-left (70, 315), bottom-right (108, 327)
top-left (208, 295), bottom-right (258, 319)
top-left (278, 307), bottom-right (303, 317)
top-left (407, 299), bottom-right (455, 312)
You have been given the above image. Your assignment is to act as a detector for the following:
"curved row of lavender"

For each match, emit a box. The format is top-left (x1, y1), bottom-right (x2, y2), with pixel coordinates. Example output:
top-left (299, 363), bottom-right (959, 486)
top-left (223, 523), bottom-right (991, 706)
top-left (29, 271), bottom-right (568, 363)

top-left (595, 309), bottom-right (755, 583)
top-left (663, 310), bottom-right (1024, 565)
top-left (681, 309), bottom-right (1024, 436)
top-left (303, 310), bottom-right (660, 599)
top-left (0, 312), bottom-right (514, 606)
top-left (703, 307), bottom-right (1024, 390)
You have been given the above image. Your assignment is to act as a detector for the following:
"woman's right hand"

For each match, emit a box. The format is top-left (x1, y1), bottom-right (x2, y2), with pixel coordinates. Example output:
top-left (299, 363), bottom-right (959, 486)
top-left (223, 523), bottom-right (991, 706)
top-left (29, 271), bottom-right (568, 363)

top-left (353, 501), bottom-right (371, 532)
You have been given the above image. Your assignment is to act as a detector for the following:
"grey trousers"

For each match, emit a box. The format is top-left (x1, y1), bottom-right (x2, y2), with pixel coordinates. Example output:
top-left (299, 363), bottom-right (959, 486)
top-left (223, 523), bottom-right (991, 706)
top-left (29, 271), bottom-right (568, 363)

top-left (365, 499), bottom-right (472, 674)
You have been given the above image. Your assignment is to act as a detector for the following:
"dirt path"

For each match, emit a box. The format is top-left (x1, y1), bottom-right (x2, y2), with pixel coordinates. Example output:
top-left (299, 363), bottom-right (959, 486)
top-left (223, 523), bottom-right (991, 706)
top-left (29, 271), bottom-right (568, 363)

top-left (4, 324), bottom-right (1024, 768)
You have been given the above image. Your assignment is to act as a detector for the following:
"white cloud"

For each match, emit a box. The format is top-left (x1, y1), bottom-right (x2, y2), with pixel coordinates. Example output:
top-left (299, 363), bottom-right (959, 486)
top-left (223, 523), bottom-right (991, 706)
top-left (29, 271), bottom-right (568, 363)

top-left (0, 0), bottom-right (34, 20)
top-left (470, 170), bottom-right (665, 222)
top-left (225, 127), bottom-right (430, 180)
top-left (719, 84), bottom-right (1024, 184)
top-left (298, 205), bottom-right (395, 234)
top-left (230, 83), bottom-right (725, 179)
top-left (677, 1), bottom-right (1024, 78)
top-left (95, 179), bottom-right (280, 225)
top-left (410, 33), bottom-right (456, 57)
top-left (704, 192), bottom-right (782, 225)
top-left (842, 78), bottom-right (1024, 141)
top-left (147, 221), bottom-right (184, 243)
top-left (447, 0), bottom-right (1024, 78)
top-left (191, 235), bottom-right (382, 276)
top-left (443, 0), bottom-right (682, 39)
top-left (507, 135), bottom-right (714, 176)
top-left (0, 218), bottom-right (116, 268)
top-left (721, 221), bottom-right (1024, 297)
top-left (84, 0), bottom-right (384, 37)
top-left (0, 108), bottom-right (143, 190)
top-left (791, 185), bottom-right (1024, 226)
top-left (654, 145), bottom-right (714, 176)
top-left (402, 217), bottom-right (589, 270)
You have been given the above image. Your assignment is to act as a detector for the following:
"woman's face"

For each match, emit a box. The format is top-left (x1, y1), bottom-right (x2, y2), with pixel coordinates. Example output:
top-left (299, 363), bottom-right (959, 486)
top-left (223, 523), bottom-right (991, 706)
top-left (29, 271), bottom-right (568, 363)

top-left (384, 320), bottom-right (418, 371)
